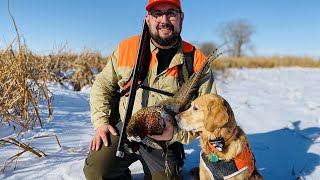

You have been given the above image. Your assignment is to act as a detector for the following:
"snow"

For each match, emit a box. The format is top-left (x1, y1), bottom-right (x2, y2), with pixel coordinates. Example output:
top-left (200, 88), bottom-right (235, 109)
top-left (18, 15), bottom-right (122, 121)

top-left (1, 67), bottom-right (319, 180)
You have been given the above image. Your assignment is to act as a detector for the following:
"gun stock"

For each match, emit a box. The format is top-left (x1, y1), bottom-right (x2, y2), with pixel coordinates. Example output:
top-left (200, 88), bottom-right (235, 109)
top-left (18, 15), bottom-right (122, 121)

top-left (116, 20), bottom-right (150, 158)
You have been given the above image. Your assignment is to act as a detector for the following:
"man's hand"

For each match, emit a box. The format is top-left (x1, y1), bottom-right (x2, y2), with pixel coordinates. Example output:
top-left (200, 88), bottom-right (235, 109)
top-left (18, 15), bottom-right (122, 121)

top-left (89, 124), bottom-right (117, 151)
top-left (149, 119), bottom-right (174, 141)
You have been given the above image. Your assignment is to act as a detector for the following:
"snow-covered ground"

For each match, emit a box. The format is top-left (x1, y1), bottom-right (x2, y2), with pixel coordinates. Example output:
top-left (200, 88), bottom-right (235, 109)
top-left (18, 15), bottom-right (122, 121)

top-left (1, 68), bottom-right (319, 180)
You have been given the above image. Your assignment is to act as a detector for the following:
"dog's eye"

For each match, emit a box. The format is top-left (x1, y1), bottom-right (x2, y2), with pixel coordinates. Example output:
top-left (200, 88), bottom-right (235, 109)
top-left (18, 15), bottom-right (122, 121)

top-left (193, 106), bottom-right (198, 111)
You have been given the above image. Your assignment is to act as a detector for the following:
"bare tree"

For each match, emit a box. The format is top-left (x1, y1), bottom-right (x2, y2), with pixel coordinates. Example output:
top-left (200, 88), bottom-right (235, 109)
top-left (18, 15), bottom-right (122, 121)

top-left (219, 19), bottom-right (255, 57)
top-left (198, 42), bottom-right (217, 56)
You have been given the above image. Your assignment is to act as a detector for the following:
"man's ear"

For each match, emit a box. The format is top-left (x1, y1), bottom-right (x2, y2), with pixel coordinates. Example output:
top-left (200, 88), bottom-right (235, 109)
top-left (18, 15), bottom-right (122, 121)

top-left (204, 100), bottom-right (229, 132)
top-left (180, 12), bottom-right (184, 22)
top-left (145, 14), bottom-right (150, 25)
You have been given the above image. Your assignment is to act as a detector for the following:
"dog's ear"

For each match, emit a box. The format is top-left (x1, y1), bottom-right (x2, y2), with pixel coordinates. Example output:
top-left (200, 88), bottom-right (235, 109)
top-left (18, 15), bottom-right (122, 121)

top-left (204, 99), bottom-right (229, 132)
top-left (223, 99), bottom-right (235, 124)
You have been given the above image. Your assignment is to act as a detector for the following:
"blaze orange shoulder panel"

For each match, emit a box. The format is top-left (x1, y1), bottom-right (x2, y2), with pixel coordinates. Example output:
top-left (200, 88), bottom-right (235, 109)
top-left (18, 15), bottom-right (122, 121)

top-left (234, 144), bottom-right (255, 177)
top-left (182, 41), bottom-right (194, 53)
top-left (182, 41), bottom-right (206, 73)
top-left (118, 36), bottom-right (140, 67)
top-left (165, 41), bottom-right (195, 77)
top-left (193, 49), bottom-right (206, 72)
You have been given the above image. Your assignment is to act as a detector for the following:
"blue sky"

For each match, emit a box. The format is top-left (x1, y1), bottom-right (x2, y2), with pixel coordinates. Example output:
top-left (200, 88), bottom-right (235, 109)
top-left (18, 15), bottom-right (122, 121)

top-left (1, 0), bottom-right (319, 58)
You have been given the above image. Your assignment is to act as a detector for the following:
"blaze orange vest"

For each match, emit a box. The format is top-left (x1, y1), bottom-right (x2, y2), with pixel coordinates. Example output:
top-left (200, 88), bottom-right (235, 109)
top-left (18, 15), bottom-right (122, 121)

top-left (201, 143), bottom-right (255, 179)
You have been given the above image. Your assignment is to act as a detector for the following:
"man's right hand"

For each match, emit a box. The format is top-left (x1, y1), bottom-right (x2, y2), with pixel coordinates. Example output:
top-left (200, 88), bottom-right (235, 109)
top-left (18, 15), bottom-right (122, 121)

top-left (89, 124), bottom-right (118, 151)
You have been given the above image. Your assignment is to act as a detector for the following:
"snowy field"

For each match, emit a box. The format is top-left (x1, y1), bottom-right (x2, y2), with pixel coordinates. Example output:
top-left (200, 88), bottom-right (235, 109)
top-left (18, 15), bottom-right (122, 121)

top-left (1, 67), bottom-right (319, 180)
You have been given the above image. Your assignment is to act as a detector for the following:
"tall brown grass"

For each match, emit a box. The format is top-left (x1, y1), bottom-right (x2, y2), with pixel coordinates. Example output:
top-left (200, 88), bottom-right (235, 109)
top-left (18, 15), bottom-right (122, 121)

top-left (0, 41), bottom-right (108, 173)
top-left (0, 40), bottom-right (57, 173)
top-left (0, 44), bottom-right (53, 132)
top-left (43, 49), bottom-right (107, 91)
top-left (211, 56), bottom-right (320, 70)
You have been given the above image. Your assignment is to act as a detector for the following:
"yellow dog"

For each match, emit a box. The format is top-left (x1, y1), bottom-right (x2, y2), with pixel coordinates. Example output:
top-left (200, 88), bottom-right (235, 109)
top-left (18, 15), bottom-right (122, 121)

top-left (176, 94), bottom-right (263, 180)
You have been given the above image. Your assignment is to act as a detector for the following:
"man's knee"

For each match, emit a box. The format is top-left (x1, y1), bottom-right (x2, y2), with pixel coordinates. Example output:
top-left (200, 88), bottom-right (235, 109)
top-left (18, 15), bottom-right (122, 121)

top-left (83, 144), bottom-right (136, 180)
top-left (84, 159), bottom-right (131, 180)
top-left (83, 148), bottom-right (116, 179)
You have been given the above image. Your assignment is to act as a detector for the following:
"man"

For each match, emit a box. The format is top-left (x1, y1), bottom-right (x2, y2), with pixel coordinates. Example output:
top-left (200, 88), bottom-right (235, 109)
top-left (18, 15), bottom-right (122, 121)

top-left (83, 0), bottom-right (217, 179)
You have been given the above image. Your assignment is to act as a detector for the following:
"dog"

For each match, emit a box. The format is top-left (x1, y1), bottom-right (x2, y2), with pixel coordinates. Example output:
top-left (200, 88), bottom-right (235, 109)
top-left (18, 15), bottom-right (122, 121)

top-left (175, 94), bottom-right (263, 180)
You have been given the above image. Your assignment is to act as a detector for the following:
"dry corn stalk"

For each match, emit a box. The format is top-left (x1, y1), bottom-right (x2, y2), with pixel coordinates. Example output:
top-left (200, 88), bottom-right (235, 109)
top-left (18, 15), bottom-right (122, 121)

top-left (0, 43), bottom-right (53, 133)
top-left (0, 134), bottom-right (62, 174)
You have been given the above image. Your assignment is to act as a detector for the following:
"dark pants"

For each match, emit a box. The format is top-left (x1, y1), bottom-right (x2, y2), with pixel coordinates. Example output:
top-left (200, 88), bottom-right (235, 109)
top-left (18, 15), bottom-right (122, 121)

top-left (83, 127), bottom-right (183, 179)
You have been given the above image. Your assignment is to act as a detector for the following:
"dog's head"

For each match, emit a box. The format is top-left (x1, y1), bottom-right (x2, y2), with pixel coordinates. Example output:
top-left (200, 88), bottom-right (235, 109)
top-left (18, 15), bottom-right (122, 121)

top-left (175, 94), bottom-right (235, 132)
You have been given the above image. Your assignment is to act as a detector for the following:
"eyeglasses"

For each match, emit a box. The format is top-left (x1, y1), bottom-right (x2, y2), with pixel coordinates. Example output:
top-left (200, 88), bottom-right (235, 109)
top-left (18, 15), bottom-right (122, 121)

top-left (149, 9), bottom-right (181, 23)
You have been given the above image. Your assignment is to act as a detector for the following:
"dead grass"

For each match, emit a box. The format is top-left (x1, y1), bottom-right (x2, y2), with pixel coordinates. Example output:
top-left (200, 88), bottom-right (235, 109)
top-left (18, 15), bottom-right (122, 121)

top-left (0, 44), bottom-right (53, 131)
top-left (42, 49), bottom-right (106, 91)
top-left (211, 56), bottom-right (320, 70)
top-left (0, 39), bottom-right (108, 173)
top-left (0, 134), bottom-right (62, 173)
top-left (0, 1), bottom-right (62, 173)
top-left (0, 39), bottom-right (57, 173)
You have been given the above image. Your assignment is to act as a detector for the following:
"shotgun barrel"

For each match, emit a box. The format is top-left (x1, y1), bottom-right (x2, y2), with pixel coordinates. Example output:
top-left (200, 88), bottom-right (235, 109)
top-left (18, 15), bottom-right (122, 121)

top-left (116, 20), bottom-right (150, 158)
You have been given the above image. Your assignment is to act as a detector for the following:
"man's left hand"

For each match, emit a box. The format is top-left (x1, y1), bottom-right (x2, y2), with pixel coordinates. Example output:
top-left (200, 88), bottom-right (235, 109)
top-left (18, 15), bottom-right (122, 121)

top-left (149, 118), bottom-right (174, 141)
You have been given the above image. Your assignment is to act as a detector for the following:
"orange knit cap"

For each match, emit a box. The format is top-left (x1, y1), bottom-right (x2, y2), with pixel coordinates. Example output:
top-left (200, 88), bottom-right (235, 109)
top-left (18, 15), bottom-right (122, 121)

top-left (146, 0), bottom-right (181, 11)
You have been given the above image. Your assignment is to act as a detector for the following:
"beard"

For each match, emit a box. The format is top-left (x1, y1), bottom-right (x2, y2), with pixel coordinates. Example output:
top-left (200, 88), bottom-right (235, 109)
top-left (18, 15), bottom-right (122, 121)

top-left (150, 22), bottom-right (182, 46)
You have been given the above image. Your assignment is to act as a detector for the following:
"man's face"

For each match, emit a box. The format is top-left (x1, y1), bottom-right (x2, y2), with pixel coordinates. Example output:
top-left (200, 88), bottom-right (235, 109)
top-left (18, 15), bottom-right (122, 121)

top-left (146, 3), bottom-right (184, 47)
